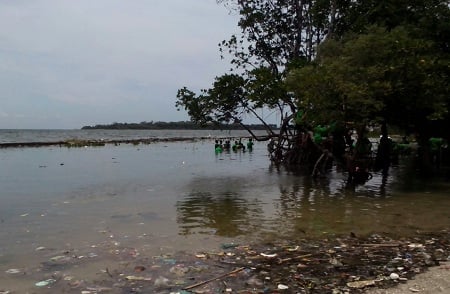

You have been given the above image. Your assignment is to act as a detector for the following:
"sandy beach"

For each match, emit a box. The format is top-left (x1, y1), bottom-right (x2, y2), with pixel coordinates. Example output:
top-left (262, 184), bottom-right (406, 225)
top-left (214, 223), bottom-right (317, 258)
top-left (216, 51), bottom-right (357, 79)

top-left (366, 262), bottom-right (450, 294)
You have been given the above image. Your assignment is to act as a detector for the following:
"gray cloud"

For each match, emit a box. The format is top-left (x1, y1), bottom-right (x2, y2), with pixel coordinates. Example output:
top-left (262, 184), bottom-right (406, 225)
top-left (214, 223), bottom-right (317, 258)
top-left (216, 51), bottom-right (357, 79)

top-left (0, 0), bottom-right (238, 128)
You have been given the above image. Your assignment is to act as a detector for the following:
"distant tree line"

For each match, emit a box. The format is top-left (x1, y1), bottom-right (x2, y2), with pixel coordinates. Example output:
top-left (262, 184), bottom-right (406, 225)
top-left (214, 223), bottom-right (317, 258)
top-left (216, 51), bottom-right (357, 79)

top-left (81, 121), bottom-right (277, 130)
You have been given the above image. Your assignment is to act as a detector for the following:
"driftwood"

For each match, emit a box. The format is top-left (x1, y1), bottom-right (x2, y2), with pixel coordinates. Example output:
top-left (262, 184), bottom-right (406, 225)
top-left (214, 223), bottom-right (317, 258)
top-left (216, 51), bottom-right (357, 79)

top-left (360, 243), bottom-right (401, 247)
top-left (277, 253), bottom-right (313, 264)
top-left (183, 267), bottom-right (245, 290)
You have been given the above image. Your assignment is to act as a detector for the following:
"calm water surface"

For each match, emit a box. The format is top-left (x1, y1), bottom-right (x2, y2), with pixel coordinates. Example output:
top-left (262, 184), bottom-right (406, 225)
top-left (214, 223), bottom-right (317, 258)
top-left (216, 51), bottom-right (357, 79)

top-left (0, 130), bottom-right (449, 292)
top-left (0, 129), bottom-right (254, 143)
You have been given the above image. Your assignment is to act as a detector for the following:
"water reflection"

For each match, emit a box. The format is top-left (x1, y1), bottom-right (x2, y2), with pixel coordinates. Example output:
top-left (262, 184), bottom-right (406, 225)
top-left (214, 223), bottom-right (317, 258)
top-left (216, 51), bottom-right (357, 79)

top-left (270, 165), bottom-right (449, 237)
top-left (177, 161), bottom-right (450, 240)
top-left (176, 176), bottom-right (264, 237)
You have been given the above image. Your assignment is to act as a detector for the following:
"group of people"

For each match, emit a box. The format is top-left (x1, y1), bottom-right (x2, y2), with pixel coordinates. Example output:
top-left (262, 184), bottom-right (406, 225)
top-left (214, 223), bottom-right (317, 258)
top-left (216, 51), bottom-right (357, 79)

top-left (215, 138), bottom-right (254, 153)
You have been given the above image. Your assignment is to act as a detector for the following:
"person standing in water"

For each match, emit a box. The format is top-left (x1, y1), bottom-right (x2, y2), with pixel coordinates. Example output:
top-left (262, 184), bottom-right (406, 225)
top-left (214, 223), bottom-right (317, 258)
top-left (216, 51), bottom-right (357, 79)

top-left (247, 138), bottom-right (254, 152)
top-left (214, 140), bottom-right (223, 153)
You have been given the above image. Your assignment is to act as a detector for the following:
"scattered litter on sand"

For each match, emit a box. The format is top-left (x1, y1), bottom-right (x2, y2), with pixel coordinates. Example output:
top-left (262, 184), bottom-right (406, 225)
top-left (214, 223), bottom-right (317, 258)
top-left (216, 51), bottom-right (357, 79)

top-left (2, 231), bottom-right (448, 293)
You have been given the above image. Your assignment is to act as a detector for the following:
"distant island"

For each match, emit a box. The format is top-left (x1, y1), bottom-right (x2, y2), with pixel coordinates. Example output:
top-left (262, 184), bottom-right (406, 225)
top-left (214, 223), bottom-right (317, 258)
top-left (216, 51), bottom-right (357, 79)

top-left (81, 121), bottom-right (277, 130)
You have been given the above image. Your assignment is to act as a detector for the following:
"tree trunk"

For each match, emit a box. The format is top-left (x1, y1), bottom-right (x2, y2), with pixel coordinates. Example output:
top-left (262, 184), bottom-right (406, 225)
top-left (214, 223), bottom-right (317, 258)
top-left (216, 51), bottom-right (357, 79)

top-left (375, 121), bottom-right (391, 175)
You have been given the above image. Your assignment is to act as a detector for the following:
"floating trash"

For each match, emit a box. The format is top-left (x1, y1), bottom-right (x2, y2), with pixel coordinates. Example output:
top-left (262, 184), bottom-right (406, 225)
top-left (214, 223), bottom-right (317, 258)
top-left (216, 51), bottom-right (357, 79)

top-left (169, 265), bottom-right (189, 276)
top-left (408, 243), bottom-right (424, 249)
top-left (63, 275), bottom-right (74, 281)
top-left (277, 284), bottom-right (289, 290)
top-left (246, 276), bottom-right (264, 287)
top-left (35, 279), bottom-right (56, 287)
top-left (125, 275), bottom-right (152, 281)
top-left (2, 231), bottom-right (448, 293)
top-left (221, 243), bottom-right (239, 249)
top-left (347, 279), bottom-right (376, 288)
top-left (389, 273), bottom-right (400, 280)
top-left (286, 245), bottom-right (299, 252)
top-left (134, 265), bottom-right (146, 272)
top-left (49, 255), bottom-right (69, 262)
top-left (260, 253), bottom-right (277, 258)
top-left (154, 276), bottom-right (170, 287)
top-left (161, 258), bottom-right (177, 265)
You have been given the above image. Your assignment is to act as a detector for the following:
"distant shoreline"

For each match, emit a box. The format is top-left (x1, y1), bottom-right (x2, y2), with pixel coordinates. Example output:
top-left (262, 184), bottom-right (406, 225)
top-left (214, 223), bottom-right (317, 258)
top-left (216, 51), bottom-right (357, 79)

top-left (81, 121), bottom-right (277, 130)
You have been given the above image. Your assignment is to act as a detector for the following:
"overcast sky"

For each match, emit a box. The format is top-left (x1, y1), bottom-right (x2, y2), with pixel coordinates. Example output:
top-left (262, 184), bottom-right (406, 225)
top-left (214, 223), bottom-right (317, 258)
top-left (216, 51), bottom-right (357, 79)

top-left (0, 0), bottom-right (240, 129)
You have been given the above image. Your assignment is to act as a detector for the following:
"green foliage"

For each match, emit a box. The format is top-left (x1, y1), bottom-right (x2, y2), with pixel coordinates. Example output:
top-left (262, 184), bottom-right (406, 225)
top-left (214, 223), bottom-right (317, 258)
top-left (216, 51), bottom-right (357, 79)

top-left (286, 63), bottom-right (343, 125)
top-left (178, 0), bottom-right (450, 161)
top-left (175, 87), bottom-right (212, 125)
top-left (178, 0), bottom-right (336, 136)
top-left (287, 16), bottom-right (449, 136)
top-left (176, 74), bottom-right (247, 126)
top-left (220, 0), bottom-right (333, 67)
top-left (246, 67), bottom-right (287, 108)
top-left (82, 120), bottom-right (274, 130)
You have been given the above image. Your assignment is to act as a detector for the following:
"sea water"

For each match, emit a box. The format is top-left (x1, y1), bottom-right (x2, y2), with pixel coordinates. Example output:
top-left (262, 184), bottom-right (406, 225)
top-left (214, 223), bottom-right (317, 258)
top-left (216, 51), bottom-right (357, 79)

top-left (0, 129), bottom-right (449, 292)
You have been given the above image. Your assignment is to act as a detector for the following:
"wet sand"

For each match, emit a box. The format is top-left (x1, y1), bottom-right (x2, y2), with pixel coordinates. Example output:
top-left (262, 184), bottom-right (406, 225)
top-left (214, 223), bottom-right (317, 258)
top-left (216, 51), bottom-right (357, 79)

top-left (366, 262), bottom-right (450, 294)
top-left (2, 231), bottom-right (447, 293)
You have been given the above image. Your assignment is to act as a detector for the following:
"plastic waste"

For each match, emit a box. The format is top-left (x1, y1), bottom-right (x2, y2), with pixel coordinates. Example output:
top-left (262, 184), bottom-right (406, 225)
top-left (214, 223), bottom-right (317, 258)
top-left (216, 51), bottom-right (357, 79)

top-left (221, 243), bottom-right (239, 249)
top-left (125, 275), bottom-right (151, 281)
top-left (277, 284), bottom-right (289, 290)
top-left (50, 255), bottom-right (70, 262)
top-left (154, 276), bottom-right (170, 287)
top-left (162, 258), bottom-right (177, 265)
top-left (35, 279), bottom-right (56, 287)
top-left (347, 280), bottom-right (376, 288)
top-left (169, 265), bottom-right (189, 276)
top-left (389, 273), bottom-right (400, 280)
top-left (134, 265), bottom-right (146, 272)
top-left (260, 253), bottom-right (277, 258)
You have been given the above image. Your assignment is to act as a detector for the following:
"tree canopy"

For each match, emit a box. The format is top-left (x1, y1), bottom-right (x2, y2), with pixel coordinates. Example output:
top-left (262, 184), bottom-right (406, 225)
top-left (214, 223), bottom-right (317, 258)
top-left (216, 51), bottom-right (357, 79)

top-left (287, 24), bottom-right (449, 134)
top-left (177, 0), bottom-right (335, 139)
top-left (176, 0), bottom-right (450, 170)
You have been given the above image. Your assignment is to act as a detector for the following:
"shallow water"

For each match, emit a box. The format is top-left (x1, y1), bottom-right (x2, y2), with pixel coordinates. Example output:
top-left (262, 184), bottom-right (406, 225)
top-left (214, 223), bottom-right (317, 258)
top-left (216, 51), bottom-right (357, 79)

top-left (0, 139), bottom-right (449, 292)
top-left (0, 128), bottom-right (255, 143)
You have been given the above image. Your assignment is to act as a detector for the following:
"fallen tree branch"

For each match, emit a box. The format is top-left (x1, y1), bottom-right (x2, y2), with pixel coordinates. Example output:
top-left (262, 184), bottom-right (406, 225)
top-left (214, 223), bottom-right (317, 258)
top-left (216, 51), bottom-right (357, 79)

top-left (183, 267), bottom-right (245, 290)
top-left (278, 253), bottom-right (313, 264)
top-left (360, 243), bottom-right (401, 247)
